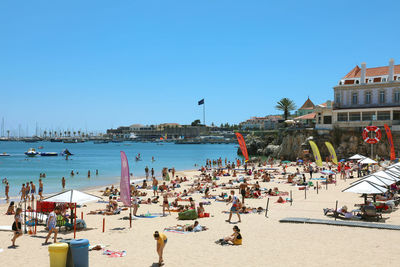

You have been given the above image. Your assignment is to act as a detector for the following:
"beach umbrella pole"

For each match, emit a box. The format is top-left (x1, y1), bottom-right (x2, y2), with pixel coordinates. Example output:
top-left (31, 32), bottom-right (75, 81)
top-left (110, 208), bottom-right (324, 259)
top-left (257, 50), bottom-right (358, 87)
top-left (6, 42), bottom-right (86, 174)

top-left (317, 182), bottom-right (319, 194)
top-left (335, 200), bottom-right (338, 221)
top-left (130, 206), bottom-right (132, 228)
top-left (290, 190), bottom-right (293, 206)
top-left (24, 199), bottom-right (27, 234)
top-left (74, 203), bottom-right (77, 239)
top-left (265, 198), bottom-right (270, 218)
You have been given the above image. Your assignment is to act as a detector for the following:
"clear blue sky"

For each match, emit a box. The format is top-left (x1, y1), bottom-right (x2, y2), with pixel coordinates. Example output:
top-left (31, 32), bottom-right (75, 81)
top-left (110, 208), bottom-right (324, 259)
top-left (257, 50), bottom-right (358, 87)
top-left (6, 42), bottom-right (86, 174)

top-left (1, 0), bottom-right (399, 135)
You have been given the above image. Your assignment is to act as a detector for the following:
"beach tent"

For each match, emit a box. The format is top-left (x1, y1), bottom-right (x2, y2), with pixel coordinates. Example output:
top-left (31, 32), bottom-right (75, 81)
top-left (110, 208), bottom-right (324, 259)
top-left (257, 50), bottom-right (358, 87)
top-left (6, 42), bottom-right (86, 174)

top-left (43, 189), bottom-right (102, 205)
top-left (372, 171), bottom-right (400, 182)
top-left (350, 175), bottom-right (394, 187)
top-left (342, 180), bottom-right (388, 194)
top-left (349, 154), bottom-right (366, 160)
top-left (358, 157), bottom-right (377, 164)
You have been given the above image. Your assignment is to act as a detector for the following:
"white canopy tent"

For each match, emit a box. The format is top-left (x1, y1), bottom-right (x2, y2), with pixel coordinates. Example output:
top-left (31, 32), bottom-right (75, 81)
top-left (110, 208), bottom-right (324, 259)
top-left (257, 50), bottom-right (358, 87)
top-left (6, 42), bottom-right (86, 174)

top-left (349, 154), bottom-right (366, 160)
top-left (350, 175), bottom-right (394, 187)
top-left (342, 180), bottom-right (388, 194)
top-left (43, 189), bottom-right (102, 205)
top-left (358, 157), bottom-right (377, 164)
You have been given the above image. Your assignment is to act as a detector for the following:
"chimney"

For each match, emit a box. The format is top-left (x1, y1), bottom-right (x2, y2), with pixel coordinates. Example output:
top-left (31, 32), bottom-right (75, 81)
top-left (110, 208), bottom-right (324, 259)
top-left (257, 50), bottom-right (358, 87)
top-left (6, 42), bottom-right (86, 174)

top-left (360, 62), bottom-right (366, 84)
top-left (388, 58), bottom-right (394, 82)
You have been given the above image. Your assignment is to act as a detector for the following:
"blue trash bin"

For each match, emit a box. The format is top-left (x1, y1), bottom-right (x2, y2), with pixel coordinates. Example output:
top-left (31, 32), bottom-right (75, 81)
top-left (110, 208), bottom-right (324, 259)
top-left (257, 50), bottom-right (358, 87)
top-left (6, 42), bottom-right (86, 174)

top-left (70, 239), bottom-right (90, 267)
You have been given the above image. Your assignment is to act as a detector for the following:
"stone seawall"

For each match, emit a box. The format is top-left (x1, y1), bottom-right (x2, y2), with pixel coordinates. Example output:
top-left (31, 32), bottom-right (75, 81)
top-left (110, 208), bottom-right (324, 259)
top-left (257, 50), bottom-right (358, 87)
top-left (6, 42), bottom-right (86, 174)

top-left (239, 127), bottom-right (395, 161)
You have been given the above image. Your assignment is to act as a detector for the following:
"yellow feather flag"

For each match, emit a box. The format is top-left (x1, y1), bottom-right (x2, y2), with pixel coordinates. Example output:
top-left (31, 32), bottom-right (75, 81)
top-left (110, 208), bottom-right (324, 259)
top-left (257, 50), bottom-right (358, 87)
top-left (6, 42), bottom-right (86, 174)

top-left (309, 140), bottom-right (323, 167)
top-left (324, 142), bottom-right (338, 165)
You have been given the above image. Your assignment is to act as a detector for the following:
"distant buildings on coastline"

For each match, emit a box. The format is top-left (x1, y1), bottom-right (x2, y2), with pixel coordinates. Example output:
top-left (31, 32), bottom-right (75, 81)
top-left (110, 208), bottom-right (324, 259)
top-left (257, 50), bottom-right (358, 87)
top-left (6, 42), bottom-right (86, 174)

top-left (240, 58), bottom-right (400, 133)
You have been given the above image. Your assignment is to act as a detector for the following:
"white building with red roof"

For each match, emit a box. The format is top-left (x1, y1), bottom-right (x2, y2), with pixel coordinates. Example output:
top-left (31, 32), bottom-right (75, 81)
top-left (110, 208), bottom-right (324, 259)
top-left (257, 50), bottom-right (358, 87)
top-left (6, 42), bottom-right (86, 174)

top-left (332, 59), bottom-right (400, 130)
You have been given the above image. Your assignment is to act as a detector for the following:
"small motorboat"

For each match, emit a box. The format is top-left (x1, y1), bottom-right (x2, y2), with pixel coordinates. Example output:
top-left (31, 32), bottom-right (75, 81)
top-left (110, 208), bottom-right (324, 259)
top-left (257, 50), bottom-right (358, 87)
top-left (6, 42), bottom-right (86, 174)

top-left (0, 152), bottom-right (10, 157)
top-left (25, 148), bottom-right (39, 157)
top-left (94, 140), bottom-right (109, 144)
top-left (40, 152), bottom-right (58, 156)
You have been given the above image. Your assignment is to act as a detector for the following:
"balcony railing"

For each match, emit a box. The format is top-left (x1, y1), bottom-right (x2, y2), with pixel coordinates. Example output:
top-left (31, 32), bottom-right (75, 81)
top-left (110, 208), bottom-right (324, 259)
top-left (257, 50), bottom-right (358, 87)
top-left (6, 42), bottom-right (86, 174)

top-left (334, 102), bottom-right (400, 109)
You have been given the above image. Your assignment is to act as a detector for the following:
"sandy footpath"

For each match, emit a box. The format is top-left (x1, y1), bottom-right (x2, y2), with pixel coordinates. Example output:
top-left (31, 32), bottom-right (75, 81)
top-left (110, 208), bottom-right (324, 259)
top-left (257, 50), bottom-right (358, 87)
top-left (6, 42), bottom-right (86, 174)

top-left (0, 166), bottom-right (400, 267)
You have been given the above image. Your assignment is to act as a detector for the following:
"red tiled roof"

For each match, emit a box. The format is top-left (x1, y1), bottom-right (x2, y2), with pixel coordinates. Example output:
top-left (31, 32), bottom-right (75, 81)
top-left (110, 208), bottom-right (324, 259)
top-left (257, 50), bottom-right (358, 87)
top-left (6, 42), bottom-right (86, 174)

top-left (299, 98), bottom-right (315, 110)
top-left (343, 64), bottom-right (400, 79)
top-left (294, 112), bottom-right (316, 120)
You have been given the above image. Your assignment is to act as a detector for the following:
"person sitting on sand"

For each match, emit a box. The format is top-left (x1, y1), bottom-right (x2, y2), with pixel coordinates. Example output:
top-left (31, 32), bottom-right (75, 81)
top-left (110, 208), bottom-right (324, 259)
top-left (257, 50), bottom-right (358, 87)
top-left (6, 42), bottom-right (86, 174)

top-left (103, 187), bottom-right (111, 196)
top-left (6, 201), bottom-right (15, 215)
top-left (216, 225), bottom-right (242, 245)
top-left (197, 202), bottom-right (205, 217)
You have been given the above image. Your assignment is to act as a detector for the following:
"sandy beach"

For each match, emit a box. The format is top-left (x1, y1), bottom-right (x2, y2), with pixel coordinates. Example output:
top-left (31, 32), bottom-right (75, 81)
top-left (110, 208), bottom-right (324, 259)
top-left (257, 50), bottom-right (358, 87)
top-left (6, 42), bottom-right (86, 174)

top-left (1, 165), bottom-right (400, 267)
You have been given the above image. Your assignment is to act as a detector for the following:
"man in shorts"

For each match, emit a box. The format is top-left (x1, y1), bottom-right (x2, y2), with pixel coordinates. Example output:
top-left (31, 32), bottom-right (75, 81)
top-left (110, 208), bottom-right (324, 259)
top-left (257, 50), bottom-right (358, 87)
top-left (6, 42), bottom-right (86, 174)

top-left (226, 190), bottom-right (241, 223)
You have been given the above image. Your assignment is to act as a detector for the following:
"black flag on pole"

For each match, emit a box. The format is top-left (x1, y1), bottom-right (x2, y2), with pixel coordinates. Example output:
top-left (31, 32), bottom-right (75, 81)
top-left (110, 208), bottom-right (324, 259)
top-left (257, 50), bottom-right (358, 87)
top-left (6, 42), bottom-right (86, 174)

top-left (198, 99), bottom-right (204, 105)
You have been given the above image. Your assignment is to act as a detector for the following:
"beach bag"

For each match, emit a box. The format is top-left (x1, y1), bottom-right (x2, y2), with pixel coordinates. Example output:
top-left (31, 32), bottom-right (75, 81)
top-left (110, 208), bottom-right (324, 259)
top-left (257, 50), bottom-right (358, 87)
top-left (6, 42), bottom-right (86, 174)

top-left (178, 209), bottom-right (198, 220)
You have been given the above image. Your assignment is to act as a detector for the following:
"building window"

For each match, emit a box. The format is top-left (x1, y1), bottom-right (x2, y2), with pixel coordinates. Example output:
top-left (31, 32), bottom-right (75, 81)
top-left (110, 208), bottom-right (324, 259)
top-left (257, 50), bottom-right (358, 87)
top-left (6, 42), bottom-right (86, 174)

top-left (362, 112), bottom-right (374, 121)
top-left (335, 93), bottom-right (341, 104)
top-left (377, 111), bottom-right (390, 120)
top-left (394, 90), bottom-right (400, 103)
top-left (365, 91), bottom-right (371, 104)
top-left (394, 111), bottom-right (400, 120)
top-left (379, 90), bottom-right (385, 104)
top-left (349, 112), bottom-right (361, 121)
top-left (352, 92), bottom-right (358, 105)
top-left (337, 113), bottom-right (348, 122)
top-left (382, 77), bottom-right (387, 82)
top-left (323, 116), bottom-right (332, 124)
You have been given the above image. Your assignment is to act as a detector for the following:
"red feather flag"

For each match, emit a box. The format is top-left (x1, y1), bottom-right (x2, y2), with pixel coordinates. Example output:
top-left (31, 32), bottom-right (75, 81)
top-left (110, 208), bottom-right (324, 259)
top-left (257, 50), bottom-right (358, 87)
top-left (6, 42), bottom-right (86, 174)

top-left (384, 124), bottom-right (396, 161)
top-left (235, 133), bottom-right (249, 162)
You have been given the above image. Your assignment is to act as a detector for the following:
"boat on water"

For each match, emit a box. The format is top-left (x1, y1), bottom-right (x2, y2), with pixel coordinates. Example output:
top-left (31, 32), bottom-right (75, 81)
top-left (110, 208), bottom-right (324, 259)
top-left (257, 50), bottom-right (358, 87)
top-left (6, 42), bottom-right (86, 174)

top-left (25, 148), bottom-right (39, 157)
top-left (94, 140), bottom-right (109, 144)
top-left (0, 152), bottom-right (10, 156)
top-left (63, 139), bottom-right (84, 143)
top-left (50, 139), bottom-right (63, 142)
top-left (111, 140), bottom-right (123, 143)
top-left (40, 152), bottom-right (58, 157)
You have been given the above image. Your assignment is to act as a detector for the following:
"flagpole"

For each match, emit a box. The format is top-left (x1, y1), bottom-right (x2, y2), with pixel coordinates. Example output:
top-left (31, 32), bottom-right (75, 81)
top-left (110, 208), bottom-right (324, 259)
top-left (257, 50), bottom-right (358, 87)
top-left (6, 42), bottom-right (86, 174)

top-left (203, 101), bottom-right (206, 126)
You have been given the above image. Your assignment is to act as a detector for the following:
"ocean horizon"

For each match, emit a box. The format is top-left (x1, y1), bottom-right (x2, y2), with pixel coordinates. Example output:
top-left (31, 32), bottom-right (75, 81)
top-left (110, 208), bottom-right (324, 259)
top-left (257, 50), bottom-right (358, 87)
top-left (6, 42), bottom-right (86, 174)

top-left (0, 141), bottom-right (238, 198)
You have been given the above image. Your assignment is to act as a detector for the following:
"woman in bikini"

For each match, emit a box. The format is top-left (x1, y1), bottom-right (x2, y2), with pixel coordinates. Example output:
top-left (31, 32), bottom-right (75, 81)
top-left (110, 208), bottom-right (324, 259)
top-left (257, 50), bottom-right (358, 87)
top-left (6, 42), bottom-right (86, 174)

top-left (162, 192), bottom-right (171, 216)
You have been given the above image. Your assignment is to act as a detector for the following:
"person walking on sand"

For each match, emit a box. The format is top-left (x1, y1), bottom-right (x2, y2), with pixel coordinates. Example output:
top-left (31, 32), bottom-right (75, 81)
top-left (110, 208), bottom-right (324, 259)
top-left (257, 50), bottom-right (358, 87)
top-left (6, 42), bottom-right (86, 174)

top-left (61, 177), bottom-right (65, 190)
top-left (5, 181), bottom-right (10, 201)
top-left (20, 184), bottom-right (26, 201)
top-left (30, 181), bottom-right (36, 206)
top-left (171, 167), bottom-right (175, 179)
top-left (38, 179), bottom-right (43, 200)
top-left (152, 177), bottom-right (158, 197)
top-left (153, 231), bottom-right (167, 266)
top-left (226, 190), bottom-right (241, 223)
top-left (162, 191), bottom-right (171, 216)
top-left (44, 206), bottom-right (60, 244)
top-left (11, 208), bottom-right (23, 247)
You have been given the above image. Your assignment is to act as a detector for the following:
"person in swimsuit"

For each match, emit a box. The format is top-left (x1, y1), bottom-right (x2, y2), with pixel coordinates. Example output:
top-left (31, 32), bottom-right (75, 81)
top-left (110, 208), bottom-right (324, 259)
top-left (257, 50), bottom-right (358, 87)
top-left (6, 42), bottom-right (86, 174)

top-left (162, 192), bottom-right (171, 216)
top-left (44, 206), bottom-right (60, 244)
top-left (154, 231), bottom-right (167, 265)
top-left (20, 184), bottom-right (25, 201)
top-left (239, 179), bottom-right (248, 204)
top-left (5, 182), bottom-right (9, 201)
top-left (38, 179), bottom-right (43, 200)
top-left (226, 190), bottom-right (241, 223)
top-left (152, 177), bottom-right (158, 197)
top-left (11, 208), bottom-right (23, 247)
top-left (62, 177), bottom-right (66, 190)
top-left (25, 182), bottom-right (30, 202)
top-left (224, 225), bottom-right (242, 245)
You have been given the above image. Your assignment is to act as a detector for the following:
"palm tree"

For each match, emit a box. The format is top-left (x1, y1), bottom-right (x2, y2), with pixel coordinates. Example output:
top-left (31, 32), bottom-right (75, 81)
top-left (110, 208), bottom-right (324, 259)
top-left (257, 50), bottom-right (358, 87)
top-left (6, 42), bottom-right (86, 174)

top-left (275, 98), bottom-right (296, 120)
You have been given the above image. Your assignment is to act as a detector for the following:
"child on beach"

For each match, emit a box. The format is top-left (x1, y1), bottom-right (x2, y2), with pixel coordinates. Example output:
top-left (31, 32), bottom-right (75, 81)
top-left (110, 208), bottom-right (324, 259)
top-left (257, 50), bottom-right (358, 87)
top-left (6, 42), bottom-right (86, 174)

top-left (11, 208), bottom-right (23, 247)
top-left (44, 206), bottom-right (60, 244)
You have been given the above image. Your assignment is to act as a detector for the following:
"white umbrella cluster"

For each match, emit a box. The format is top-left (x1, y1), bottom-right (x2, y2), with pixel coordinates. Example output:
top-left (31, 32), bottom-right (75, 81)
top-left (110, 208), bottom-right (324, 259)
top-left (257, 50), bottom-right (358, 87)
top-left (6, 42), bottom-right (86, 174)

top-left (342, 163), bottom-right (400, 194)
top-left (43, 189), bottom-right (102, 205)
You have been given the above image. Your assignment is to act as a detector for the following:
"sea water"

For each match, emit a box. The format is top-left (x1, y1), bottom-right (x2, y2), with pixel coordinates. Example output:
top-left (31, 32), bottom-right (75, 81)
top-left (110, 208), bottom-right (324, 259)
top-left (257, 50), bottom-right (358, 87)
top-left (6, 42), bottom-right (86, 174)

top-left (0, 141), bottom-right (238, 198)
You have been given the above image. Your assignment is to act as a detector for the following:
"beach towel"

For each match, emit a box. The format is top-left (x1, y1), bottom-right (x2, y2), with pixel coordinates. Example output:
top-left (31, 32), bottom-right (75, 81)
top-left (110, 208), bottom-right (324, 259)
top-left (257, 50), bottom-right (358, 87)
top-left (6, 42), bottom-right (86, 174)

top-left (164, 229), bottom-right (188, 234)
top-left (103, 249), bottom-right (126, 257)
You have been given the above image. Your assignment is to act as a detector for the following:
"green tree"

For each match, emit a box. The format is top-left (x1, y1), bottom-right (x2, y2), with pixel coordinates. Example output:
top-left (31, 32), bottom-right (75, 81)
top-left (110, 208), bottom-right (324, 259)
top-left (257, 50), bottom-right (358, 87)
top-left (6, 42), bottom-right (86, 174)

top-left (191, 119), bottom-right (201, 126)
top-left (275, 98), bottom-right (296, 120)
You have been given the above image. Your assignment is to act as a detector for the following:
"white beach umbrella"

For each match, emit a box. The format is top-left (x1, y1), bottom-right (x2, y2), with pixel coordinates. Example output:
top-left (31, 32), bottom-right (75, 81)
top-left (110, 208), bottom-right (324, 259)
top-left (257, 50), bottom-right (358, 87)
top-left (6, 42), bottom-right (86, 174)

top-left (349, 154), bottom-right (366, 160)
top-left (350, 175), bottom-right (393, 187)
top-left (358, 157), bottom-right (377, 164)
top-left (386, 166), bottom-right (400, 174)
top-left (373, 171), bottom-right (400, 182)
top-left (342, 181), bottom-right (388, 194)
top-left (43, 189), bottom-right (102, 205)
